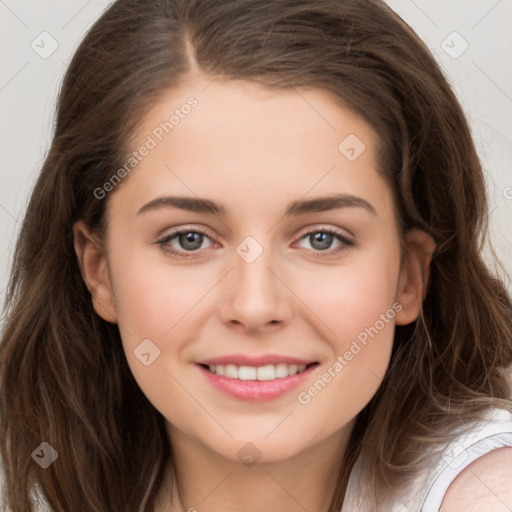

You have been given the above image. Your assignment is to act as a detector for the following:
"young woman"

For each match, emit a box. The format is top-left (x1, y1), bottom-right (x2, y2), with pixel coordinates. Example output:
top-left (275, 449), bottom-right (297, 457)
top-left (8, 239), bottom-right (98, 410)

top-left (1, 0), bottom-right (511, 511)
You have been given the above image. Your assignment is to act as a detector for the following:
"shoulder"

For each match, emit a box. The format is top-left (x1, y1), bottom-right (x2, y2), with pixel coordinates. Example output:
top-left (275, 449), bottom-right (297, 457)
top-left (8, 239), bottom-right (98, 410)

top-left (416, 407), bottom-right (512, 512)
top-left (439, 446), bottom-right (512, 511)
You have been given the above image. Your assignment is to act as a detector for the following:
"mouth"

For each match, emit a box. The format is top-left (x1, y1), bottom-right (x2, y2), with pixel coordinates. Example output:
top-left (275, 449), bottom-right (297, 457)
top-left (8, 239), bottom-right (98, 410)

top-left (195, 356), bottom-right (319, 401)
top-left (198, 362), bottom-right (318, 381)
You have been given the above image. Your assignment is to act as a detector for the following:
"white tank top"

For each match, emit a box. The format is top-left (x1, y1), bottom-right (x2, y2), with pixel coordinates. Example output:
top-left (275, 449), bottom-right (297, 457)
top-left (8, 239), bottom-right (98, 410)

top-left (341, 407), bottom-right (512, 511)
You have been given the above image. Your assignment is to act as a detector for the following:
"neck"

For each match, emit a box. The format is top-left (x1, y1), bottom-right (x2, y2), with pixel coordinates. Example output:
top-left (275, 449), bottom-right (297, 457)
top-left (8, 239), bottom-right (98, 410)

top-left (154, 420), bottom-right (356, 512)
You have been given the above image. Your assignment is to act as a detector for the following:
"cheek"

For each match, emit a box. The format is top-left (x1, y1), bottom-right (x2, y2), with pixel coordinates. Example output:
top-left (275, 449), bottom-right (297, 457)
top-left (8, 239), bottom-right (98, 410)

top-left (292, 245), bottom-right (400, 414)
top-left (109, 244), bottom-right (215, 340)
top-left (107, 243), bottom-right (226, 397)
top-left (106, 247), bottom-right (216, 414)
top-left (294, 315), bottom-right (395, 432)
top-left (293, 245), bottom-right (400, 351)
top-left (336, 267), bottom-right (398, 349)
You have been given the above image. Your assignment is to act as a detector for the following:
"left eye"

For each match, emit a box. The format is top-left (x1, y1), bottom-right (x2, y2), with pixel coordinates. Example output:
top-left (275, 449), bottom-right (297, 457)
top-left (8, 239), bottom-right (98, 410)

top-left (295, 230), bottom-right (353, 252)
top-left (156, 228), bottom-right (353, 257)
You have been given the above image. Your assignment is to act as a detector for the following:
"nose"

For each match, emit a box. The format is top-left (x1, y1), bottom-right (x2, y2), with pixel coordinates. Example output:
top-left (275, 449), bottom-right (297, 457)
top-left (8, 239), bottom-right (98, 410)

top-left (218, 241), bottom-right (292, 335)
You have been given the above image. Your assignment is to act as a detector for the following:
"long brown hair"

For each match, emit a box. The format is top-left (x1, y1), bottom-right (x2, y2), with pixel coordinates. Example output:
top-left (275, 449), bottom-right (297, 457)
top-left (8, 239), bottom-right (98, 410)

top-left (1, 0), bottom-right (511, 510)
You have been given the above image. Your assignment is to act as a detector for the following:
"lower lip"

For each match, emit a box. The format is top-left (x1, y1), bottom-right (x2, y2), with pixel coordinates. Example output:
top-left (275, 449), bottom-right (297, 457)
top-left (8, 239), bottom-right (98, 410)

top-left (197, 364), bottom-right (317, 401)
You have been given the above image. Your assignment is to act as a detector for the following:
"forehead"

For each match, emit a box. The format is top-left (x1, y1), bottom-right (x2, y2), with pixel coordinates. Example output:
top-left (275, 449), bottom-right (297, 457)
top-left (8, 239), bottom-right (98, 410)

top-left (107, 77), bottom-right (393, 223)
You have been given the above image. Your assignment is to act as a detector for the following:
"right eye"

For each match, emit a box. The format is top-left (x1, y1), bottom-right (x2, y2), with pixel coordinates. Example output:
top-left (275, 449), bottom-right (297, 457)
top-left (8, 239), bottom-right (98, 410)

top-left (156, 228), bottom-right (218, 258)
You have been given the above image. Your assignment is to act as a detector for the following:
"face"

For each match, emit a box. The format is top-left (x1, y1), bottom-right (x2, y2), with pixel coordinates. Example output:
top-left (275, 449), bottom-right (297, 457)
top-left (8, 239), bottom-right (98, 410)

top-left (75, 75), bottom-right (432, 464)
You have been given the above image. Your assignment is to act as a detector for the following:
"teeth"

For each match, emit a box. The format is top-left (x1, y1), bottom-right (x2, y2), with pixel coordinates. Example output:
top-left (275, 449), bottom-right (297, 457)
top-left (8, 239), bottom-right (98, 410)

top-left (238, 366), bottom-right (257, 380)
top-left (275, 363), bottom-right (290, 378)
top-left (207, 363), bottom-right (308, 380)
top-left (225, 364), bottom-right (238, 379)
top-left (257, 365), bottom-right (276, 381)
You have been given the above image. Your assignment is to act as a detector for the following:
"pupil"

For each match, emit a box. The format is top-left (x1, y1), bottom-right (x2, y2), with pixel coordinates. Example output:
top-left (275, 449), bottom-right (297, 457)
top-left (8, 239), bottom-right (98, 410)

top-left (311, 232), bottom-right (332, 251)
top-left (180, 232), bottom-right (202, 250)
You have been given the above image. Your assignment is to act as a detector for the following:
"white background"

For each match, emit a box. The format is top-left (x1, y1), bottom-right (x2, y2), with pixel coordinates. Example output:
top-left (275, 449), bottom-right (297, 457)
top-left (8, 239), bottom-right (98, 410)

top-left (1, 0), bottom-right (511, 314)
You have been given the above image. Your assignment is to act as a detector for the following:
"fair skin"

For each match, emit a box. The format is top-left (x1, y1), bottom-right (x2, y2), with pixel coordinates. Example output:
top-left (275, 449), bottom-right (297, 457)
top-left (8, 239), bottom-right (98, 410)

top-left (440, 447), bottom-right (512, 511)
top-left (74, 75), bottom-right (439, 511)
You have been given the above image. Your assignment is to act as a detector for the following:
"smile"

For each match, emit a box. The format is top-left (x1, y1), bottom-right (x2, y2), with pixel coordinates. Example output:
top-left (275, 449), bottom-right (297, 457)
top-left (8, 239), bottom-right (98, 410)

top-left (202, 363), bottom-right (313, 381)
top-left (196, 356), bottom-right (319, 401)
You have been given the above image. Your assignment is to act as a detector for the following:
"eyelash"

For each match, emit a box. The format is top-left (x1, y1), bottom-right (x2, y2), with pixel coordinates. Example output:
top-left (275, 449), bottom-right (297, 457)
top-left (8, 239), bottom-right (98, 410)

top-left (156, 226), bottom-right (354, 259)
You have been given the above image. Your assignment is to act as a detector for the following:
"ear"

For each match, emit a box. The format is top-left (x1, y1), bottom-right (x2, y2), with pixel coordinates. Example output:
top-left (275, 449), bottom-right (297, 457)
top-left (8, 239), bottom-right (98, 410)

top-left (395, 228), bottom-right (436, 326)
top-left (73, 220), bottom-right (117, 324)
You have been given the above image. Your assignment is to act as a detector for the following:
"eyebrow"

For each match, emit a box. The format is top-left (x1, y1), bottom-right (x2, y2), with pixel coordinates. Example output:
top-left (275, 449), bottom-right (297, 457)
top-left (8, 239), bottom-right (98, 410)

top-left (136, 193), bottom-right (377, 217)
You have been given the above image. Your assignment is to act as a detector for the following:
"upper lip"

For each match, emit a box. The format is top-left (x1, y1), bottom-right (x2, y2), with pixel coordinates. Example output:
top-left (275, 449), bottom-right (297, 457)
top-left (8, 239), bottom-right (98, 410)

top-left (197, 354), bottom-right (317, 367)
